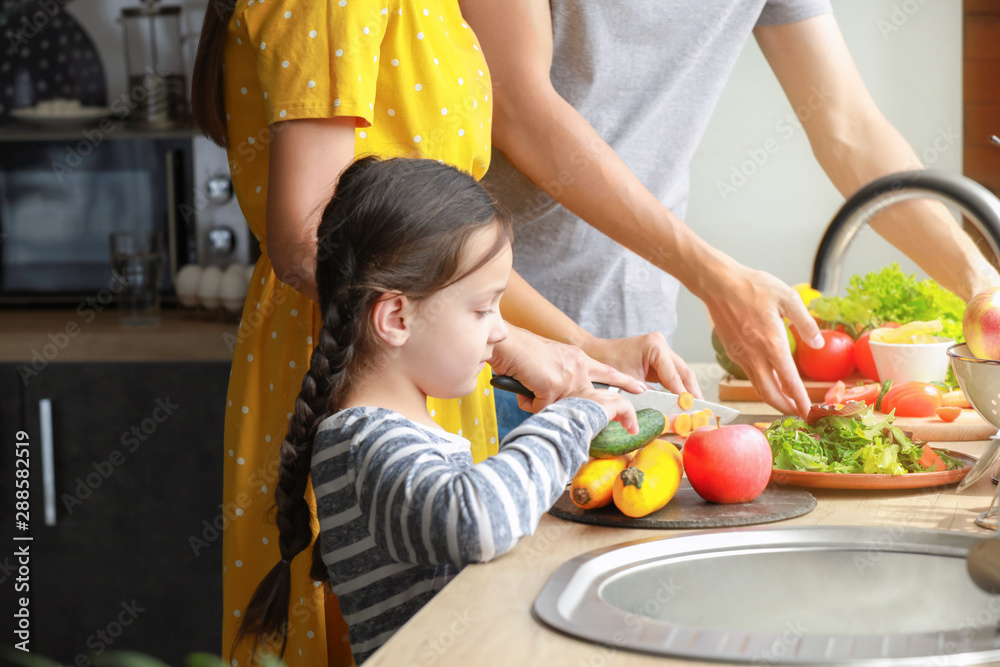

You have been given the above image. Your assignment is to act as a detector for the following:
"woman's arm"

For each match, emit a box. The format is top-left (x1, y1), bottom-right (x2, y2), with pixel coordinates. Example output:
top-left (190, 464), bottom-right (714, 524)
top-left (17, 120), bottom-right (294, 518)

top-left (462, 0), bottom-right (822, 416)
top-left (500, 272), bottom-right (702, 396)
top-left (265, 116), bottom-right (357, 302)
top-left (265, 116), bottom-right (694, 400)
top-left (755, 14), bottom-right (1000, 301)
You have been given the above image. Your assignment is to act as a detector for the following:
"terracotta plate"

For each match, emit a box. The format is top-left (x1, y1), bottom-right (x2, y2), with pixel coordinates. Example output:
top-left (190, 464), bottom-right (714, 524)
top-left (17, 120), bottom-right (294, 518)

top-left (769, 450), bottom-right (977, 489)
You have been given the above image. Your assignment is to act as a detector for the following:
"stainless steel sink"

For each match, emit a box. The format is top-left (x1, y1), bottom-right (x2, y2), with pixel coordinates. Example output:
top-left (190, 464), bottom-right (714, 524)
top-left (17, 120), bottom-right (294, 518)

top-left (533, 526), bottom-right (1000, 665)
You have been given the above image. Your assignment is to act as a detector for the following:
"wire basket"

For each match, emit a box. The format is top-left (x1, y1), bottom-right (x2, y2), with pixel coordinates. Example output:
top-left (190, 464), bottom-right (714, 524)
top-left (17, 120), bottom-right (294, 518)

top-left (948, 343), bottom-right (1000, 529)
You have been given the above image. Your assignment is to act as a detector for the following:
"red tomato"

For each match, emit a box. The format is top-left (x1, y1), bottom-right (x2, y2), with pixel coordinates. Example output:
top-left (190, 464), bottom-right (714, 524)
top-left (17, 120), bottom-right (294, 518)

top-left (824, 380), bottom-right (880, 406)
top-left (795, 330), bottom-right (856, 382)
top-left (935, 406), bottom-right (962, 422)
top-left (917, 444), bottom-right (946, 471)
top-left (854, 323), bottom-right (901, 382)
top-left (880, 381), bottom-right (943, 417)
top-left (853, 331), bottom-right (878, 382)
top-left (824, 380), bottom-right (847, 404)
top-left (844, 383), bottom-right (880, 406)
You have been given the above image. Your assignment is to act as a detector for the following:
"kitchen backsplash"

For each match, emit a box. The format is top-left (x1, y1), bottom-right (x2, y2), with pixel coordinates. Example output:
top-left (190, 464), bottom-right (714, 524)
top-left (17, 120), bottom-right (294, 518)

top-left (0, 0), bottom-right (107, 117)
top-left (0, 0), bottom-right (208, 118)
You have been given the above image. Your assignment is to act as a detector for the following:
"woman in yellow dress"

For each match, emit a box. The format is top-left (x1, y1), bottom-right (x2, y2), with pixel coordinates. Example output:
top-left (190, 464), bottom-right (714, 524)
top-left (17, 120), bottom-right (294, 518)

top-left (192, 3), bottom-right (504, 663)
top-left (192, 2), bottom-right (696, 664)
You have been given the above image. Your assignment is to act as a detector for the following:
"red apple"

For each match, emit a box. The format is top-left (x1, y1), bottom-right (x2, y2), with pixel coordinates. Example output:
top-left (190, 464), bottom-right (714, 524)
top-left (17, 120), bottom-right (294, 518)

top-left (682, 424), bottom-right (772, 504)
top-left (964, 287), bottom-right (1000, 361)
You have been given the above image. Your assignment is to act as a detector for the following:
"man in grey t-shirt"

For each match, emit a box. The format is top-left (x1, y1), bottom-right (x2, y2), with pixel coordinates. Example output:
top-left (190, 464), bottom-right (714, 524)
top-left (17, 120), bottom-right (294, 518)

top-left (465, 0), bottom-right (999, 425)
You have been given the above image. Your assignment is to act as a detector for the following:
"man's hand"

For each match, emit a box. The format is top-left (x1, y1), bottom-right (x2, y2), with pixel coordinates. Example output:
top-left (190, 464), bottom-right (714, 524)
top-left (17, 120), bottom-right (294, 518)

top-left (488, 325), bottom-right (646, 416)
top-left (704, 266), bottom-right (823, 417)
top-left (583, 332), bottom-right (702, 398)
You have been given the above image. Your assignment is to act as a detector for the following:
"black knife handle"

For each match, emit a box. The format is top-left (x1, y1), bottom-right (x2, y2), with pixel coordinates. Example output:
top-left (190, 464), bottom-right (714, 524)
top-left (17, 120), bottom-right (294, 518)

top-left (489, 375), bottom-right (614, 400)
top-left (490, 375), bottom-right (534, 399)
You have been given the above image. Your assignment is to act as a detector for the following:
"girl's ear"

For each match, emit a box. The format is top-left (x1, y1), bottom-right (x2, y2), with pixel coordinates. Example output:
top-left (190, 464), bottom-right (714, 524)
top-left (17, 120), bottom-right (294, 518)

top-left (371, 292), bottom-right (411, 347)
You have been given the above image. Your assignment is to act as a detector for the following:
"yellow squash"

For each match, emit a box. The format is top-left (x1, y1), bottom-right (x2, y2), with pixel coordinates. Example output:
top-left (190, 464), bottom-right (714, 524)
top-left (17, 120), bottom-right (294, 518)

top-left (612, 439), bottom-right (683, 518)
top-left (570, 456), bottom-right (630, 509)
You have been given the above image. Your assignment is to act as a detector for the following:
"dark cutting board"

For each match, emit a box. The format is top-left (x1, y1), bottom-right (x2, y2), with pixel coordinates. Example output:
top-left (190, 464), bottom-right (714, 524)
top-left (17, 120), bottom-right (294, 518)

top-left (549, 479), bottom-right (816, 529)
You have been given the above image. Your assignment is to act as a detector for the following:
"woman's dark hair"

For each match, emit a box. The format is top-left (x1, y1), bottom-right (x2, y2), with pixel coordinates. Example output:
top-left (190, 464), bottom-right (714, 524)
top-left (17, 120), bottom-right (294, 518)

top-left (234, 157), bottom-right (512, 658)
top-left (191, 0), bottom-right (236, 147)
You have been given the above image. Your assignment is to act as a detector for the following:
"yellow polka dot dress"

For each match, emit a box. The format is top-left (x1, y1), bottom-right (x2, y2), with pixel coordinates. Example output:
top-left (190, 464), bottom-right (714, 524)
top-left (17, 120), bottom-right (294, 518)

top-left (221, 2), bottom-right (495, 664)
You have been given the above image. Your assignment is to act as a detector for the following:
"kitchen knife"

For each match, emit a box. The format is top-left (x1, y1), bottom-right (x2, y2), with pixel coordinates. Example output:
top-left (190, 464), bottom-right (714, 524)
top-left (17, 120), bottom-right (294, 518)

top-left (490, 375), bottom-right (740, 424)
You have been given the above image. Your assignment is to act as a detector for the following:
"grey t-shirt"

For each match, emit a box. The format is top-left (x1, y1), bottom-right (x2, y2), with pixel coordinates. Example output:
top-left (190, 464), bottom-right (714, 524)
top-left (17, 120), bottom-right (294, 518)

top-left (482, 0), bottom-right (832, 343)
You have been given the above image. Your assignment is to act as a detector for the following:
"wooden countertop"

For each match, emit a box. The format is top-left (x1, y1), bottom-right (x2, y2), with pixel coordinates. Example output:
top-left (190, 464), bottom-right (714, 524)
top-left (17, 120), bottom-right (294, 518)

top-left (0, 308), bottom-right (238, 362)
top-left (366, 367), bottom-right (1000, 666)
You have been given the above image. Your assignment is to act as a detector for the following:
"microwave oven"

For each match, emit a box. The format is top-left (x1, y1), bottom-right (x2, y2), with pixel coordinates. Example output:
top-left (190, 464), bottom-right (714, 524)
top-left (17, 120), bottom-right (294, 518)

top-left (0, 125), bottom-right (254, 305)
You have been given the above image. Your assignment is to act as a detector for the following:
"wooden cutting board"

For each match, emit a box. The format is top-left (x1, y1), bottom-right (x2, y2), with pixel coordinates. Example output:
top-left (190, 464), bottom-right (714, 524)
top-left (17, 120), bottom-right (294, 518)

top-left (719, 376), bottom-right (997, 442)
top-left (718, 373), bottom-right (868, 403)
top-left (547, 479), bottom-right (816, 529)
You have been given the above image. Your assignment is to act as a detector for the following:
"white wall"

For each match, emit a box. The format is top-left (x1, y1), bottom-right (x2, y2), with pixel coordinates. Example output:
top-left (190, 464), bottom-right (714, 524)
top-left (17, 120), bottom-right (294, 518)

top-left (67, 0), bottom-right (962, 364)
top-left (676, 0), bottom-right (962, 362)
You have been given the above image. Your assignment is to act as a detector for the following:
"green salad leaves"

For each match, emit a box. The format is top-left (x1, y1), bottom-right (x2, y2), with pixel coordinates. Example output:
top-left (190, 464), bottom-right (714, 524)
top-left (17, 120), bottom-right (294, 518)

top-left (808, 263), bottom-right (965, 343)
top-left (767, 404), bottom-right (963, 475)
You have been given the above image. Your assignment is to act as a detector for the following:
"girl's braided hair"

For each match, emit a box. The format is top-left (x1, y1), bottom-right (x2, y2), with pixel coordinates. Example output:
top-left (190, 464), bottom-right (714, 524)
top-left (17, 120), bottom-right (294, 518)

top-left (235, 156), bottom-right (511, 658)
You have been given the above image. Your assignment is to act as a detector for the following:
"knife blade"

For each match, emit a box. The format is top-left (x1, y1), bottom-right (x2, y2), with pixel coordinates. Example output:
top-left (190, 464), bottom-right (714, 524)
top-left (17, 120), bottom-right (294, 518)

top-left (489, 375), bottom-right (740, 424)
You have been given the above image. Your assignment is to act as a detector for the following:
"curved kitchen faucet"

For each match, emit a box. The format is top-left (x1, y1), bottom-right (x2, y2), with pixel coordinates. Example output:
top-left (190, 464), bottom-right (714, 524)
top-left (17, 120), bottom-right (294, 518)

top-left (808, 169), bottom-right (1000, 596)
top-left (810, 170), bottom-right (1000, 294)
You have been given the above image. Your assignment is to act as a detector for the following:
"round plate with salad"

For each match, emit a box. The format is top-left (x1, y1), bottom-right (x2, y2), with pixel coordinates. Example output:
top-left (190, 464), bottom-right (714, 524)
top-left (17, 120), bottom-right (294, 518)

top-left (765, 402), bottom-right (976, 490)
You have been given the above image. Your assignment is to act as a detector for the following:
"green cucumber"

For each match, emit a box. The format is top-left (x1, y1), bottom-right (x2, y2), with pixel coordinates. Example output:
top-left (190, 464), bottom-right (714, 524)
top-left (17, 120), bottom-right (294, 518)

top-left (589, 408), bottom-right (665, 458)
top-left (875, 378), bottom-right (893, 412)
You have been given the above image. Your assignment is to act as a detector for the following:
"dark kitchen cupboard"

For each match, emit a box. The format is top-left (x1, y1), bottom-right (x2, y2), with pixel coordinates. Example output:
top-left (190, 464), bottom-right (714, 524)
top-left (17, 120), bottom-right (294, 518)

top-left (0, 361), bottom-right (229, 664)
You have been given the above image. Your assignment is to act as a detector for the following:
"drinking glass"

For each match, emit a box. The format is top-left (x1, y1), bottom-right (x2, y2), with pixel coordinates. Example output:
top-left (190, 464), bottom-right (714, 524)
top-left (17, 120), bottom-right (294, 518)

top-left (110, 231), bottom-right (164, 326)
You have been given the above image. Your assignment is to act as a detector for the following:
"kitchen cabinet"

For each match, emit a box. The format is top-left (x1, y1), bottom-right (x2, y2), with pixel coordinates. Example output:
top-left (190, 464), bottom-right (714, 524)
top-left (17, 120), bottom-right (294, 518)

top-left (964, 0), bottom-right (1000, 267)
top-left (0, 360), bottom-right (230, 664)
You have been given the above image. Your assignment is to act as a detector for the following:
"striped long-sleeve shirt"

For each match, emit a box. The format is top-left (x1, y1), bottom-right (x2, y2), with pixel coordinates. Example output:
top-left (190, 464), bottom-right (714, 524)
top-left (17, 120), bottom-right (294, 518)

top-left (310, 397), bottom-right (608, 663)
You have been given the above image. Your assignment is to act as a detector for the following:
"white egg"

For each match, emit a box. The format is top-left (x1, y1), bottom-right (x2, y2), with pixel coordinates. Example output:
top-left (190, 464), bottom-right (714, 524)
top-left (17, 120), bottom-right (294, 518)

top-left (220, 266), bottom-right (249, 313)
top-left (197, 265), bottom-right (224, 310)
top-left (174, 264), bottom-right (203, 308)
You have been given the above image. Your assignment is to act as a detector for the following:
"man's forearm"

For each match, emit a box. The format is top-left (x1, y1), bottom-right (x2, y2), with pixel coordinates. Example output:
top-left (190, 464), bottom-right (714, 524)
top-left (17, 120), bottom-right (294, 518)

top-left (755, 14), bottom-right (1000, 302)
top-left (813, 116), bottom-right (999, 301)
top-left (491, 83), bottom-right (739, 303)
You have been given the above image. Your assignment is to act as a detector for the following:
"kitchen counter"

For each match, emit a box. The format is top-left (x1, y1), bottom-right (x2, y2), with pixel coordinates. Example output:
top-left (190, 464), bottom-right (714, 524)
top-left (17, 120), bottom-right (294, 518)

top-left (365, 366), bottom-right (1000, 666)
top-left (1, 307), bottom-right (238, 362)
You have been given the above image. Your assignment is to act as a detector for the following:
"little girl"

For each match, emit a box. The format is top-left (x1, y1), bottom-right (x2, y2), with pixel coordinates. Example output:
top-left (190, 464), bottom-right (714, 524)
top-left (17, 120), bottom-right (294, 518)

top-left (235, 156), bottom-right (636, 664)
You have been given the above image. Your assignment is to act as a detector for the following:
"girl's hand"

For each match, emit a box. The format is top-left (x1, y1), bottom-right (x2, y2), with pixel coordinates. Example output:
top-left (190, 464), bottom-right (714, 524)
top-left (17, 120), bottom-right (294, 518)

top-left (582, 332), bottom-right (702, 398)
top-left (488, 325), bottom-right (646, 413)
top-left (571, 386), bottom-right (639, 435)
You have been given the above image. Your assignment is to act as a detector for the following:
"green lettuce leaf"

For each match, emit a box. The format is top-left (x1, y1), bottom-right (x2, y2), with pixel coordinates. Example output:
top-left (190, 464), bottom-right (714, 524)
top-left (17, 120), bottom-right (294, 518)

top-left (766, 406), bottom-right (961, 475)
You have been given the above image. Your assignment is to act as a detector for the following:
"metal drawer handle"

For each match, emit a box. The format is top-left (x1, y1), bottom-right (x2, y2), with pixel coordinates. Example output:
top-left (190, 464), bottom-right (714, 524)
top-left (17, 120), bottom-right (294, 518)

top-left (39, 398), bottom-right (56, 527)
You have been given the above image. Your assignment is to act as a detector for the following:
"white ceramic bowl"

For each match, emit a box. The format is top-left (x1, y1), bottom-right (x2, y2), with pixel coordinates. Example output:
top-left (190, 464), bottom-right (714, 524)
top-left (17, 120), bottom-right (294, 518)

top-left (869, 336), bottom-right (954, 385)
